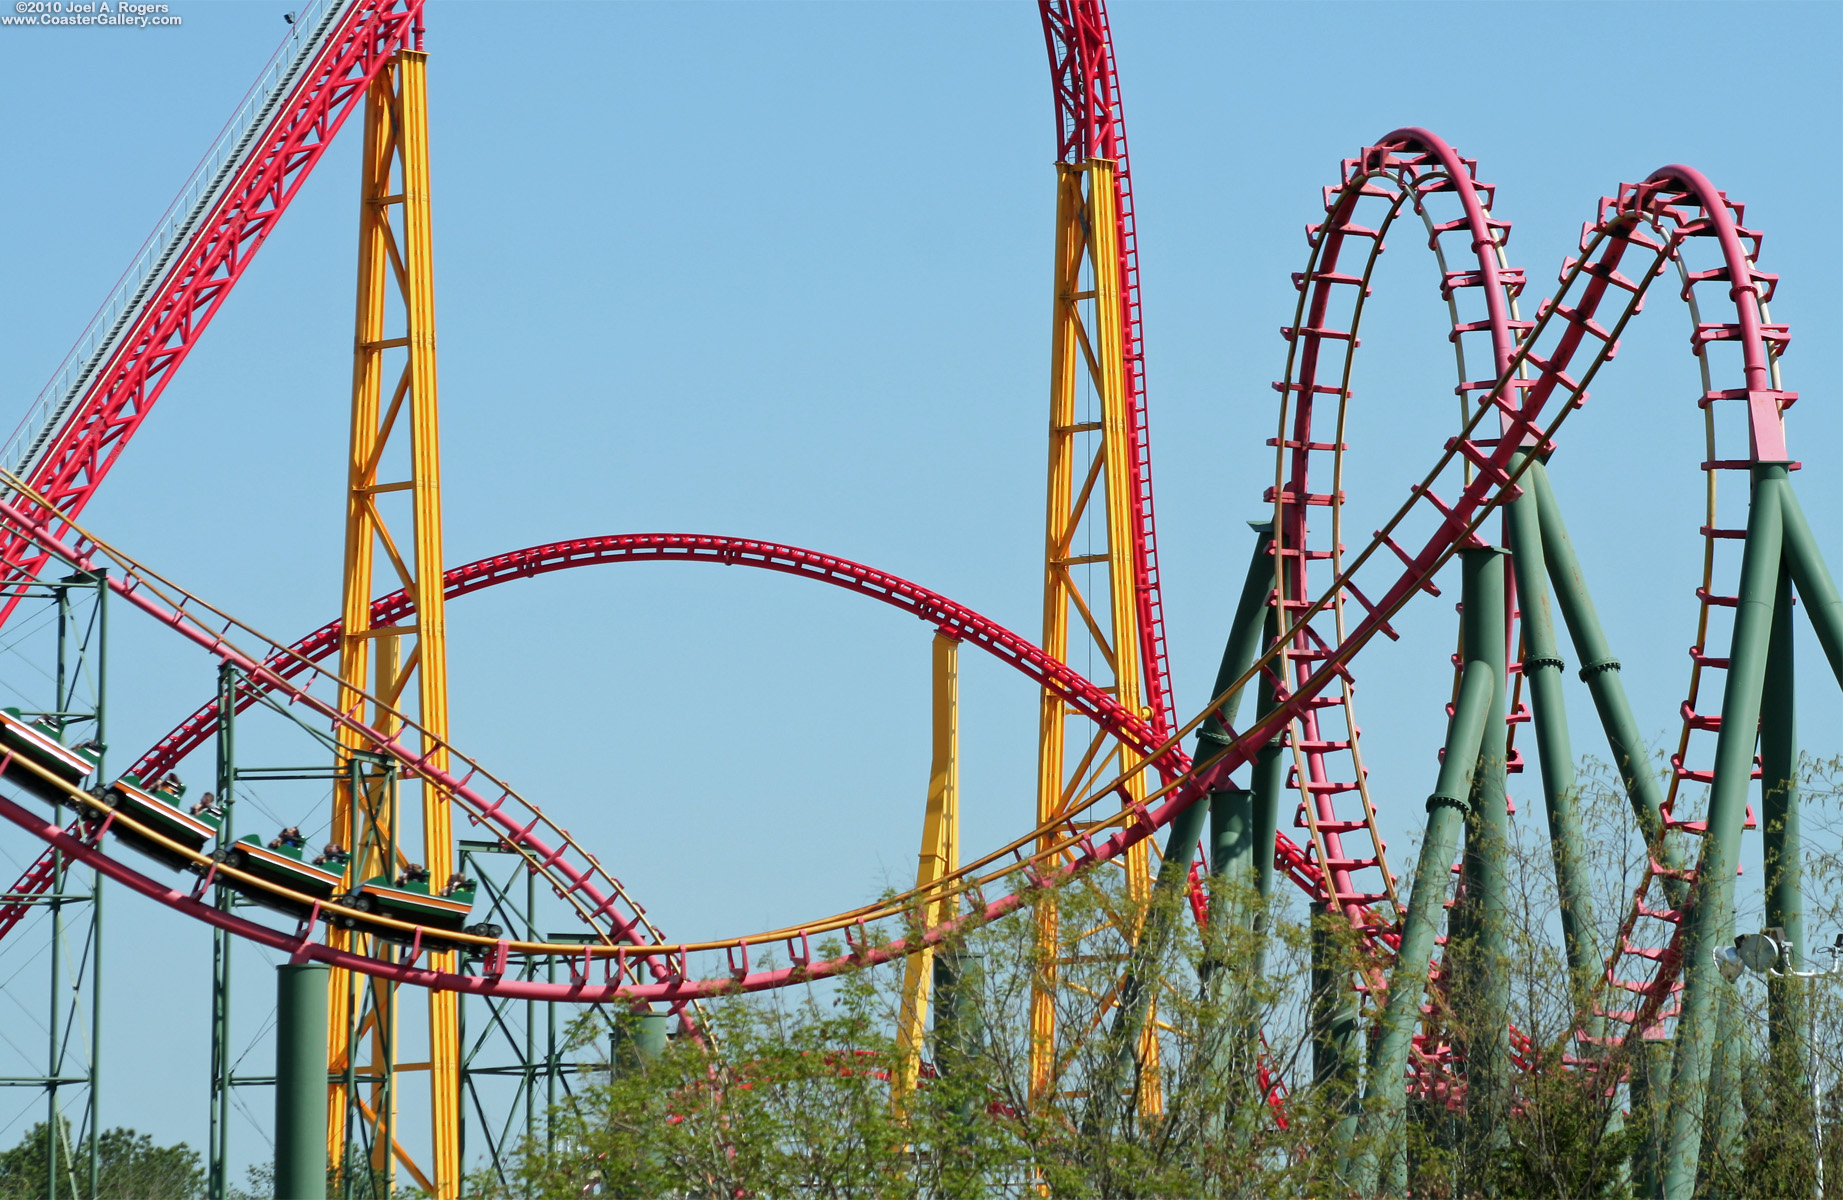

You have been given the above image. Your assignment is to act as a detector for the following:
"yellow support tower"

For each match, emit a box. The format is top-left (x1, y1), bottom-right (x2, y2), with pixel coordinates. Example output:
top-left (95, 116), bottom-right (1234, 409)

top-left (894, 633), bottom-right (960, 1111)
top-left (325, 49), bottom-right (459, 1200)
top-left (1031, 159), bottom-right (1158, 1112)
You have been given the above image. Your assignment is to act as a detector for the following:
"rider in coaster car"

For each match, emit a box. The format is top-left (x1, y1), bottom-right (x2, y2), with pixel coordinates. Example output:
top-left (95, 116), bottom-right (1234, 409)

top-left (313, 842), bottom-right (348, 867)
top-left (189, 790), bottom-right (217, 817)
top-left (269, 826), bottom-right (306, 851)
top-left (397, 863), bottom-right (430, 887)
top-left (443, 874), bottom-right (474, 898)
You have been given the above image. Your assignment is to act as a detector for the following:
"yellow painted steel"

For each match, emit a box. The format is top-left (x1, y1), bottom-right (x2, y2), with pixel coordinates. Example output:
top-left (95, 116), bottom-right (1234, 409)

top-left (894, 633), bottom-right (960, 1111)
top-left (1031, 160), bottom-right (1158, 1113)
top-left (325, 50), bottom-right (461, 1200)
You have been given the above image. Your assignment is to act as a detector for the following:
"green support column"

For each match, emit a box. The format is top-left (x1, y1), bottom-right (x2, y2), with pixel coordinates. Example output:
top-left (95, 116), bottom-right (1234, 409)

top-left (1504, 454), bottom-right (1600, 992)
top-left (1194, 521), bottom-right (1276, 935)
top-left (1208, 787), bottom-right (1255, 937)
top-left (1775, 482), bottom-right (1843, 687)
top-left (1249, 608), bottom-right (1285, 947)
top-left (1761, 561), bottom-right (1812, 1184)
top-left (1661, 465), bottom-right (1787, 1200)
top-left (1198, 786), bottom-right (1257, 1145)
top-left (88, 574), bottom-right (106, 1200)
top-left (932, 952), bottom-right (985, 1086)
top-left (1351, 549), bottom-right (1503, 1194)
top-left (1311, 900), bottom-right (1360, 1134)
top-left (1529, 462), bottom-right (1687, 892)
top-left (275, 964), bottom-right (330, 1200)
top-left (1107, 523), bottom-right (1276, 1093)
top-left (1699, 981), bottom-right (1748, 1190)
top-left (209, 665), bottom-right (238, 1200)
top-left (1631, 1036), bottom-right (1672, 1198)
top-left (1763, 563), bottom-right (1804, 977)
top-left (1454, 548), bottom-right (1511, 1146)
top-left (611, 1010), bottom-right (669, 1078)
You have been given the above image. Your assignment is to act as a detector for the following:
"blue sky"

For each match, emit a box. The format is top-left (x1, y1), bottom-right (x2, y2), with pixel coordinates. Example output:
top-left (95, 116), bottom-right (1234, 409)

top-left (1, 0), bottom-right (1838, 1179)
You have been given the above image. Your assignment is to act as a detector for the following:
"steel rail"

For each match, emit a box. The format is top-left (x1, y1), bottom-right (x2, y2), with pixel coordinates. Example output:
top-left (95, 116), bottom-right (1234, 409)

top-left (0, 0), bottom-right (425, 629)
top-left (1584, 167), bottom-right (1796, 1051)
top-left (1262, 130), bottom-right (1537, 1099)
top-left (0, 236), bottom-right (1633, 1000)
top-left (1, 0), bottom-right (355, 482)
top-left (132, 536), bottom-right (1184, 787)
top-left (1270, 130), bottom-right (1525, 937)
top-left (0, 475), bottom-right (673, 964)
top-left (1038, 0), bottom-right (1173, 739)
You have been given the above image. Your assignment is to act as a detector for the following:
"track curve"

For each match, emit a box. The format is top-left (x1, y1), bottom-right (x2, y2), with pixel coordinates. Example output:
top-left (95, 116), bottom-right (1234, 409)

top-left (133, 535), bottom-right (1183, 787)
top-left (1, 135), bottom-right (1800, 1021)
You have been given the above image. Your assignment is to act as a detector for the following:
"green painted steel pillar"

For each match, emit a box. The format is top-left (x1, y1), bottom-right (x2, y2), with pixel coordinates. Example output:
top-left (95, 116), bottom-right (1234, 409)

top-left (1454, 548), bottom-right (1511, 1145)
top-left (1529, 462), bottom-right (1687, 892)
top-left (1763, 563), bottom-right (1805, 978)
top-left (932, 951), bottom-right (985, 1073)
top-left (1775, 481), bottom-right (1843, 687)
top-left (1699, 982), bottom-right (1749, 1190)
top-left (1762, 560), bottom-right (1813, 1182)
top-left (1208, 522), bottom-right (1277, 731)
top-left (1661, 464), bottom-right (1787, 1200)
top-left (933, 951), bottom-right (986, 1128)
top-left (1191, 521), bottom-right (1277, 938)
top-left (210, 664), bottom-right (239, 1200)
top-left (1109, 523), bottom-right (1277, 1092)
top-left (1311, 899), bottom-right (1361, 1140)
top-left (1350, 547), bottom-right (1503, 1194)
top-left (1504, 453), bottom-right (1600, 993)
top-left (275, 964), bottom-right (330, 1200)
top-left (1154, 519), bottom-right (1277, 898)
top-left (611, 1010), bottom-right (669, 1078)
top-left (1632, 1036), bottom-right (1673, 1199)
top-left (1209, 787), bottom-right (1254, 930)
top-left (1249, 608), bottom-right (1285, 948)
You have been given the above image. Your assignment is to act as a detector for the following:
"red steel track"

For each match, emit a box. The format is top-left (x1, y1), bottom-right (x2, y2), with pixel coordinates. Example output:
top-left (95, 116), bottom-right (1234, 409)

top-left (0, 1), bottom-right (1818, 1094)
top-left (129, 536), bottom-right (1179, 788)
top-left (0, 0), bottom-right (423, 625)
top-left (1040, 0), bottom-right (1174, 739)
top-left (0, 147), bottom-right (1796, 1012)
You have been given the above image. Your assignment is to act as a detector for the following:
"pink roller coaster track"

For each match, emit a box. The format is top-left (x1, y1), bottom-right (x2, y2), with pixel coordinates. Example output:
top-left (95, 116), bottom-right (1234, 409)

top-left (0, 2), bottom-right (1817, 1104)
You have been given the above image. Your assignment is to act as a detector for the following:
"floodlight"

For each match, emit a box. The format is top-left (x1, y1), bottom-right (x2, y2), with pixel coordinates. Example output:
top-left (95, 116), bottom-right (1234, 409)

top-left (1736, 932), bottom-right (1782, 974)
top-left (1715, 946), bottom-right (1745, 983)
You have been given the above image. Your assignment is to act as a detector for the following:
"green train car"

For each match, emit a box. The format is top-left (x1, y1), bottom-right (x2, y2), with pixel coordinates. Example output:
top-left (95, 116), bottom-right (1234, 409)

top-left (103, 774), bottom-right (221, 872)
top-left (341, 864), bottom-right (501, 946)
top-left (220, 828), bottom-right (348, 920)
top-left (0, 708), bottom-right (100, 805)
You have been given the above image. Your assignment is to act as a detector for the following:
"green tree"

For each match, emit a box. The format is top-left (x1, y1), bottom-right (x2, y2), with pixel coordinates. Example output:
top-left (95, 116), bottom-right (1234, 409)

top-left (463, 755), bottom-right (1843, 1199)
top-left (0, 1122), bottom-right (203, 1200)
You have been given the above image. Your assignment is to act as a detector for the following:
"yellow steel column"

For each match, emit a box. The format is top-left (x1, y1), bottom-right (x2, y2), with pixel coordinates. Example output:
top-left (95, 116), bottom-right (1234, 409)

top-left (326, 49), bottom-right (458, 1200)
top-left (895, 633), bottom-right (960, 1111)
top-left (1031, 164), bottom-right (1082, 1105)
top-left (1030, 160), bottom-right (1156, 1112)
top-left (326, 61), bottom-right (391, 1171)
top-left (1083, 161), bottom-right (1151, 907)
top-left (396, 53), bottom-right (462, 1198)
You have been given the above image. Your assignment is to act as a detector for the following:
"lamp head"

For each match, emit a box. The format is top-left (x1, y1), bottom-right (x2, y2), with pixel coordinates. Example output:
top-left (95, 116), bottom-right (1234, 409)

top-left (1736, 932), bottom-right (1783, 974)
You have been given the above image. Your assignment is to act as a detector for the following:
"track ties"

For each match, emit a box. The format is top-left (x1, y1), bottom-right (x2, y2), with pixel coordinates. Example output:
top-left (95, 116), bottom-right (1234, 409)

top-left (0, 843), bottom-right (64, 943)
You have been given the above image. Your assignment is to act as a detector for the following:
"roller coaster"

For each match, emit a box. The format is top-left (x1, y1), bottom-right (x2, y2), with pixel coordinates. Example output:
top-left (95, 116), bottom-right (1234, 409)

top-left (0, 2), bottom-right (1837, 1198)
